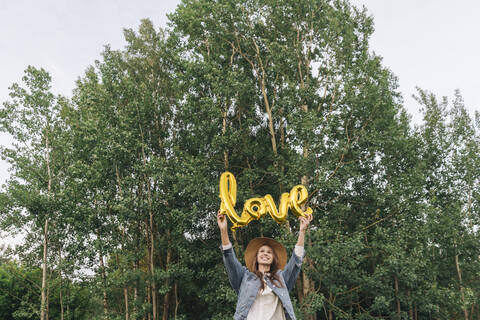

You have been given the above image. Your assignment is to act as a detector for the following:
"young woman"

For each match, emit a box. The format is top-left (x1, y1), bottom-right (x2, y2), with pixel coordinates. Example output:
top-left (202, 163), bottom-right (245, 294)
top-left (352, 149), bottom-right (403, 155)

top-left (217, 210), bottom-right (313, 320)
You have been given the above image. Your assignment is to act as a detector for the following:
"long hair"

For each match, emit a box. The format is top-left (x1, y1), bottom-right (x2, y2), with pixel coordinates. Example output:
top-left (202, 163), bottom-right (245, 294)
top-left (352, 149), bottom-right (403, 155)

top-left (251, 245), bottom-right (284, 290)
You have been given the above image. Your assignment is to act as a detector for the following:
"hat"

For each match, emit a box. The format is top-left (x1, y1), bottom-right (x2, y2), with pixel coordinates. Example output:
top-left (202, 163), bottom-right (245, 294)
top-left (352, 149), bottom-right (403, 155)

top-left (244, 237), bottom-right (287, 272)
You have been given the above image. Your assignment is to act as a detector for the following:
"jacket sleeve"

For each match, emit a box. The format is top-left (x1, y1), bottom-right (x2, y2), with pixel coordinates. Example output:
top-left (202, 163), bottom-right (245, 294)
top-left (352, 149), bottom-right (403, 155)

top-left (281, 248), bottom-right (304, 292)
top-left (221, 246), bottom-right (246, 294)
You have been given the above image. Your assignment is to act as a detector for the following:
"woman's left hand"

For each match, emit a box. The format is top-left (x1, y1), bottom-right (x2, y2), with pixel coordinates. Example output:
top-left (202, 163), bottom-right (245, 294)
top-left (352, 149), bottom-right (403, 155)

top-left (299, 213), bottom-right (313, 232)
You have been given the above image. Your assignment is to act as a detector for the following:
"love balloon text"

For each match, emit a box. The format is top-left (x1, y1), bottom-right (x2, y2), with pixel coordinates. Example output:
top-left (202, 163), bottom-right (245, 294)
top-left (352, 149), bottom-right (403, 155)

top-left (219, 172), bottom-right (313, 230)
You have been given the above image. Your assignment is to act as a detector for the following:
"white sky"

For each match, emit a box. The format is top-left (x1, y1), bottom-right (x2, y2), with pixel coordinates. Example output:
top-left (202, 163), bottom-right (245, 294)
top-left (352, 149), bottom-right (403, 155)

top-left (1, 1), bottom-right (479, 244)
top-left (353, 0), bottom-right (480, 118)
top-left (0, 0), bottom-right (179, 189)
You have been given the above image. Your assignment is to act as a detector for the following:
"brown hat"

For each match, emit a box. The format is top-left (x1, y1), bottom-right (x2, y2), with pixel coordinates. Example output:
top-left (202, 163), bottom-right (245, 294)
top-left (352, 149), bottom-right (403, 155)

top-left (244, 237), bottom-right (287, 272)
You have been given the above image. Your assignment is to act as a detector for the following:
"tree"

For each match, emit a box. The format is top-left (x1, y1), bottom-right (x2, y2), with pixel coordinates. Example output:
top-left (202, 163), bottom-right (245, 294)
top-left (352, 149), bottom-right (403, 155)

top-left (170, 0), bottom-right (419, 318)
top-left (2, 1), bottom-right (479, 319)
top-left (0, 66), bottom-right (68, 320)
top-left (414, 88), bottom-right (480, 320)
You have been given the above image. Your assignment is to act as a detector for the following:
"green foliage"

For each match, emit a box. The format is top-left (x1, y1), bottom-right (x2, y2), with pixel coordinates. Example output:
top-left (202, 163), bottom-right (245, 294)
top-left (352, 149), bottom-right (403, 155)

top-left (1, 1), bottom-right (479, 319)
top-left (0, 259), bottom-right (98, 320)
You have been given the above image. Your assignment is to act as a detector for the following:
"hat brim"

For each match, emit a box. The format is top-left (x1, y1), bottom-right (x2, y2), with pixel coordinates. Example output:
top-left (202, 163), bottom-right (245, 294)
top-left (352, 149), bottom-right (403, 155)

top-left (244, 237), bottom-right (287, 272)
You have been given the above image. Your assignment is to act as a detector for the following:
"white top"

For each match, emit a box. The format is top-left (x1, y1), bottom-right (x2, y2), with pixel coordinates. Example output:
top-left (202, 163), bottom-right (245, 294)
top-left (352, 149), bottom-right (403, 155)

top-left (247, 277), bottom-right (286, 320)
top-left (222, 243), bottom-right (304, 320)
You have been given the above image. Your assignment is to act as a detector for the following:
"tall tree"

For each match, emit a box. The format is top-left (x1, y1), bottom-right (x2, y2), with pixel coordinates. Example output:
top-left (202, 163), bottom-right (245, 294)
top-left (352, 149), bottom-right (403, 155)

top-left (0, 66), bottom-right (66, 320)
top-left (415, 88), bottom-right (480, 320)
top-left (170, 0), bottom-right (417, 318)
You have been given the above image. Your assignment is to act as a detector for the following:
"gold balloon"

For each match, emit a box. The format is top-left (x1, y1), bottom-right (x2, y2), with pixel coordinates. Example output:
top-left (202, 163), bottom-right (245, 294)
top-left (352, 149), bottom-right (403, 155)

top-left (244, 197), bottom-right (267, 220)
top-left (219, 172), bottom-right (251, 229)
top-left (263, 193), bottom-right (289, 224)
top-left (289, 185), bottom-right (313, 217)
top-left (219, 171), bottom-right (313, 229)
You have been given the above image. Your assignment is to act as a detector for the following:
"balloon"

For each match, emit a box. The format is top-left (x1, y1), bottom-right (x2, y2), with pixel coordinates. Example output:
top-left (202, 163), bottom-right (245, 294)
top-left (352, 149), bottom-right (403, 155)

top-left (219, 172), bottom-right (251, 229)
top-left (244, 197), bottom-right (267, 220)
top-left (263, 193), bottom-right (289, 224)
top-left (289, 185), bottom-right (313, 217)
top-left (219, 171), bottom-right (313, 229)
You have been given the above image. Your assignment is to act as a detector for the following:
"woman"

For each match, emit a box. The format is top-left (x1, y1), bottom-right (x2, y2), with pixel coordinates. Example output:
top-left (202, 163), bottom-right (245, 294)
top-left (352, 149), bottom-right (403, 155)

top-left (217, 210), bottom-right (313, 320)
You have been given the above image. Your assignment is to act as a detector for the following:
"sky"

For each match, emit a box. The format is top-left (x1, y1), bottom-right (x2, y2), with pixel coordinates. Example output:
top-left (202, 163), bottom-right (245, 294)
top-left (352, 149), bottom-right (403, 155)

top-left (1, 1), bottom-right (480, 243)
top-left (353, 0), bottom-right (480, 116)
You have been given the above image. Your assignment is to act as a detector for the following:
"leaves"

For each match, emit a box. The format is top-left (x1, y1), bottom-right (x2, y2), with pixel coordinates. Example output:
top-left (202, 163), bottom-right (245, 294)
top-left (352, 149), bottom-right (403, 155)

top-left (1, 1), bottom-right (480, 319)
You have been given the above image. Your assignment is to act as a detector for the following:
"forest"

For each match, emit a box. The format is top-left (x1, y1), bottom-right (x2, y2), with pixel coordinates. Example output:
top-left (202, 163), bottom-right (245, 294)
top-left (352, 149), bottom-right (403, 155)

top-left (1, 0), bottom-right (479, 319)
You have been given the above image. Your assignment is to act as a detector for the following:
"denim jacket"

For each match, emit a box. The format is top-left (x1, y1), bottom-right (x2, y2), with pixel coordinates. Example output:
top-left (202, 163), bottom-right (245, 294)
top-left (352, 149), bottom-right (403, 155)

top-left (221, 245), bottom-right (304, 320)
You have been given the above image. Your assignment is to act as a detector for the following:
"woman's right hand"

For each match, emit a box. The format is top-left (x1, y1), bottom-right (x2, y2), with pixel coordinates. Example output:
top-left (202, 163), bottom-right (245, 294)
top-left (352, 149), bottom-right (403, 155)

top-left (217, 209), bottom-right (228, 230)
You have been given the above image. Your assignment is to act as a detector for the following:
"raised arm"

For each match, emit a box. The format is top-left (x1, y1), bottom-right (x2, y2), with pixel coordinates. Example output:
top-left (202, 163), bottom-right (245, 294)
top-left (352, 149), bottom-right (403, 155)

top-left (282, 213), bottom-right (313, 290)
top-left (296, 213), bottom-right (313, 247)
top-left (218, 210), bottom-right (231, 246)
top-left (217, 210), bottom-right (245, 293)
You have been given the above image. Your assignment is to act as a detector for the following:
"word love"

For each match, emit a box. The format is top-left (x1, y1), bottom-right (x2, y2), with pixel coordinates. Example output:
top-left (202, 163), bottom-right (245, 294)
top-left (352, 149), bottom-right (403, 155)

top-left (219, 172), bottom-right (313, 230)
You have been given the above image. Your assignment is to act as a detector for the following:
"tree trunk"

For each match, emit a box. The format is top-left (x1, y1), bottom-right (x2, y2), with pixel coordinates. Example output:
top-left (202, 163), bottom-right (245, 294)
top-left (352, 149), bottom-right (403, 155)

top-left (41, 218), bottom-right (49, 320)
top-left (46, 280), bottom-right (50, 320)
top-left (220, 119), bottom-right (242, 255)
top-left (146, 225), bottom-right (152, 320)
top-left (66, 281), bottom-right (70, 319)
top-left (174, 282), bottom-right (180, 319)
top-left (135, 95), bottom-right (158, 320)
top-left (394, 275), bottom-right (401, 315)
top-left (301, 173), bottom-right (315, 320)
top-left (134, 260), bottom-right (139, 318)
top-left (302, 270), bottom-right (311, 298)
top-left (222, 109), bottom-right (229, 170)
top-left (59, 248), bottom-right (64, 320)
top-left (147, 286), bottom-right (152, 320)
top-left (124, 286), bottom-right (129, 320)
top-left (139, 140), bottom-right (157, 320)
top-left (296, 274), bottom-right (303, 306)
top-left (41, 133), bottom-right (52, 320)
top-left (162, 291), bottom-right (170, 320)
top-left (455, 253), bottom-right (469, 320)
top-left (59, 278), bottom-right (64, 320)
top-left (115, 253), bottom-right (129, 320)
top-left (162, 233), bottom-right (172, 320)
top-left (254, 41), bottom-right (278, 158)
top-left (328, 292), bottom-right (333, 320)
top-left (297, 42), bottom-right (316, 318)
top-left (148, 200), bottom-right (157, 320)
top-left (145, 221), bottom-right (153, 320)
top-left (116, 167), bottom-right (130, 320)
top-left (407, 289), bottom-right (413, 320)
top-left (98, 238), bottom-right (109, 319)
